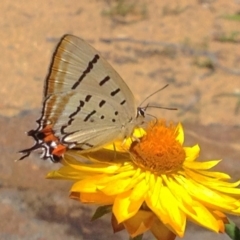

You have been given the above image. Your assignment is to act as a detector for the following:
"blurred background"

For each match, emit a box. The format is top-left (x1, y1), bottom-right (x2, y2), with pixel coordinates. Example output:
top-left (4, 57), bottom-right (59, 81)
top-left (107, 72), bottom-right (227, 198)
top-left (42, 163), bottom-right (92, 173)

top-left (1, 0), bottom-right (239, 239)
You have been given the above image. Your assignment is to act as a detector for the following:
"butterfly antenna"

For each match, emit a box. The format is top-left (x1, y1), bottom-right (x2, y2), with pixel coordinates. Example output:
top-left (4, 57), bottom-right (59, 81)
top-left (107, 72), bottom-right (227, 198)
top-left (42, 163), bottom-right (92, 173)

top-left (139, 84), bottom-right (169, 107)
top-left (145, 112), bottom-right (158, 124)
top-left (146, 105), bottom-right (177, 111)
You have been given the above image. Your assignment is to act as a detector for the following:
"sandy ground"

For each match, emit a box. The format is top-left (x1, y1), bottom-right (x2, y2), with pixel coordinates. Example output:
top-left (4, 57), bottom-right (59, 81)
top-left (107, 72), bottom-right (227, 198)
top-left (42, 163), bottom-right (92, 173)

top-left (0, 0), bottom-right (240, 239)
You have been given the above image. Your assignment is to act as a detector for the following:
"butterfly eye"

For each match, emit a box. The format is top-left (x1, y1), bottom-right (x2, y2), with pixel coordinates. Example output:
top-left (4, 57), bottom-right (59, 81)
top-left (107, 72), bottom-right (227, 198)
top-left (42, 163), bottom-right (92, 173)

top-left (137, 107), bottom-right (145, 118)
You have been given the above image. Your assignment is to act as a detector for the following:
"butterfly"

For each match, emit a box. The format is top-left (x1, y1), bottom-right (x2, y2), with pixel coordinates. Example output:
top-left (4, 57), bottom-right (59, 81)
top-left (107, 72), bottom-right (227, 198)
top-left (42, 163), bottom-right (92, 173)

top-left (19, 34), bottom-right (145, 162)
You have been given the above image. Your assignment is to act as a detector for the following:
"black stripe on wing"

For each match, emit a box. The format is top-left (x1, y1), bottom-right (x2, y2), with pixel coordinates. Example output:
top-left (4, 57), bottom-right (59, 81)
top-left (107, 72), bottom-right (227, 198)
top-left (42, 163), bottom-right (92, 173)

top-left (72, 54), bottom-right (100, 90)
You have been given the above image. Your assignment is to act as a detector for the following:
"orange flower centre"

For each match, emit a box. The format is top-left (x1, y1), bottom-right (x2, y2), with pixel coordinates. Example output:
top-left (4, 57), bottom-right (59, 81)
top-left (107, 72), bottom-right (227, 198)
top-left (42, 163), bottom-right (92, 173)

top-left (130, 120), bottom-right (186, 174)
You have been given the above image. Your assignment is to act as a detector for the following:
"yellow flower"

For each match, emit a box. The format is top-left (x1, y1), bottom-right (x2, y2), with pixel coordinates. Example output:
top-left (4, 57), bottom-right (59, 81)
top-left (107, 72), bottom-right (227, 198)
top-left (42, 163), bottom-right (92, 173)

top-left (47, 120), bottom-right (240, 239)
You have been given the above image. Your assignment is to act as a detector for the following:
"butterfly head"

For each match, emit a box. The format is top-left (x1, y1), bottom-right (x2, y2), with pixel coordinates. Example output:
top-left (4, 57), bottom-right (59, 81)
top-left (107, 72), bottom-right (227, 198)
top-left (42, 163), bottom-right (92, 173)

top-left (137, 106), bottom-right (146, 118)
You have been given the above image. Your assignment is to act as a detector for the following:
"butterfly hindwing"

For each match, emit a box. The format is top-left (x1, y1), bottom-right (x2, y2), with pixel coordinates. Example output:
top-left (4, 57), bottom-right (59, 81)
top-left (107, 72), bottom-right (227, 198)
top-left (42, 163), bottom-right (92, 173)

top-left (40, 89), bottom-right (132, 151)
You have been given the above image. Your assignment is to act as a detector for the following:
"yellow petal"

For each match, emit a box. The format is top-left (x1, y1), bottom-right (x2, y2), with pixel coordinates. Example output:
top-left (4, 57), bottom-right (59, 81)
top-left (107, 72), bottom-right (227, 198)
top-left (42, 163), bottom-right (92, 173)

top-left (197, 170), bottom-right (231, 180)
top-left (212, 185), bottom-right (240, 195)
top-left (165, 176), bottom-right (228, 232)
top-left (101, 177), bottom-right (132, 195)
top-left (186, 170), bottom-right (240, 191)
top-left (178, 176), bottom-right (240, 212)
top-left (149, 184), bottom-right (186, 237)
top-left (130, 178), bottom-right (149, 202)
top-left (123, 210), bottom-right (155, 237)
top-left (65, 150), bottom-right (126, 172)
top-left (212, 211), bottom-right (228, 233)
top-left (184, 160), bottom-right (221, 170)
top-left (69, 170), bottom-right (134, 192)
top-left (113, 190), bottom-right (144, 223)
top-left (184, 145), bottom-right (200, 161)
top-left (101, 169), bottom-right (145, 195)
top-left (79, 192), bottom-right (115, 204)
top-left (151, 218), bottom-right (176, 240)
top-left (175, 123), bottom-right (184, 145)
top-left (164, 175), bottom-right (194, 209)
top-left (185, 200), bottom-right (221, 232)
top-left (146, 175), bottom-right (162, 208)
top-left (70, 175), bottom-right (103, 193)
top-left (127, 171), bottom-right (146, 190)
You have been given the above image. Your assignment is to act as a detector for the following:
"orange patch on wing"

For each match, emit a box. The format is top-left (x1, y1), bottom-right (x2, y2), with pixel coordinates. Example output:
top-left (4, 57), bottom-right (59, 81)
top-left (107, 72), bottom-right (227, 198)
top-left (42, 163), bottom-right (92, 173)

top-left (41, 125), bottom-right (67, 157)
top-left (52, 144), bottom-right (67, 156)
top-left (41, 125), bottom-right (59, 142)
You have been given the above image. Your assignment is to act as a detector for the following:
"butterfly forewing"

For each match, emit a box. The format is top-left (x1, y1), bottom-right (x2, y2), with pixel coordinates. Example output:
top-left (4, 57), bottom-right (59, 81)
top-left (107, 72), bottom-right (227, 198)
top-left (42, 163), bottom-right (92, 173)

top-left (45, 35), bottom-right (136, 114)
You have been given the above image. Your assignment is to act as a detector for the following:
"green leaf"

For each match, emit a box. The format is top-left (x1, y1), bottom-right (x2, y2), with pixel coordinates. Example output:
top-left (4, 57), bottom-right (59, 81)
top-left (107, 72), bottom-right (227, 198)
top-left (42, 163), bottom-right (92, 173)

top-left (91, 205), bottom-right (112, 221)
top-left (225, 219), bottom-right (240, 240)
top-left (129, 234), bottom-right (143, 240)
top-left (222, 14), bottom-right (240, 21)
